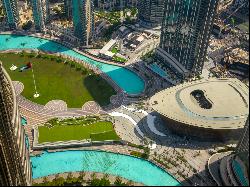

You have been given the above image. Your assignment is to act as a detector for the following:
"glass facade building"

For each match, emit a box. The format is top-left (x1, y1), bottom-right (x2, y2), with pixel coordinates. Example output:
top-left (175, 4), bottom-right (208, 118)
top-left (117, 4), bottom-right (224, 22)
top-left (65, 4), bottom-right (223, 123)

top-left (2, 0), bottom-right (19, 29)
top-left (94, 0), bottom-right (137, 10)
top-left (64, 0), bottom-right (73, 19)
top-left (138, 0), bottom-right (165, 27)
top-left (31, 0), bottom-right (50, 31)
top-left (156, 0), bottom-right (219, 78)
top-left (73, 0), bottom-right (94, 45)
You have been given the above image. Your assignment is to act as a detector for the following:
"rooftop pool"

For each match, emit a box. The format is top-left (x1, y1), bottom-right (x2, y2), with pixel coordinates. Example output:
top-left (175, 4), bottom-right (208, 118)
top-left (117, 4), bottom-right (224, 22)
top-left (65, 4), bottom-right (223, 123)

top-left (0, 34), bottom-right (145, 95)
top-left (149, 63), bottom-right (169, 78)
top-left (31, 150), bottom-right (181, 186)
top-left (21, 117), bottom-right (27, 126)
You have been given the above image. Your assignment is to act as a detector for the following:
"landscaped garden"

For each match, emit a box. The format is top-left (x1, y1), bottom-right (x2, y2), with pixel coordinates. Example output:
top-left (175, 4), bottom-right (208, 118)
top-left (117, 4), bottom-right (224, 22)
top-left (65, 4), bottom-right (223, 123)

top-left (38, 116), bottom-right (120, 143)
top-left (33, 172), bottom-right (131, 186)
top-left (112, 56), bottom-right (127, 63)
top-left (0, 52), bottom-right (116, 108)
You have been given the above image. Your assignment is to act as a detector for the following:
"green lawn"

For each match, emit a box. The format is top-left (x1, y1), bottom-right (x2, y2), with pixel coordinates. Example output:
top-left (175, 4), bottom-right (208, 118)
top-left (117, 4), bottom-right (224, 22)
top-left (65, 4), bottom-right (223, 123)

top-left (111, 47), bottom-right (119, 54)
top-left (0, 53), bottom-right (116, 108)
top-left (38, 119), bottom-right (120, 143)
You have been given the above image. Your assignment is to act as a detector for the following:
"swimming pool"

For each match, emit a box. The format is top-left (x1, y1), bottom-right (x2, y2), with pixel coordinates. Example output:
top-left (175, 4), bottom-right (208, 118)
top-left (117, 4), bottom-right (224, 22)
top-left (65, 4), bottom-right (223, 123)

top-left (21, 117), bottom-right (27, 126)
top-left (149, 63), bottom-right (169, 78)
top-left (31, 150), bottom-right (181, 186)
top-left (0, 34), bottom-right (145, 95)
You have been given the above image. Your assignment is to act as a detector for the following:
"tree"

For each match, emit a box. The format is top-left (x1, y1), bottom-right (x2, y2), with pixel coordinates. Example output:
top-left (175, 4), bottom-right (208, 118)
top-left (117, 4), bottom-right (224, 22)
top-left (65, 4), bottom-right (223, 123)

top-left (54, 173), bottom-right (60, 179)
top-left (22, 20), bottom-right (33, 31)
top-left (78, 171), bottom-right (86, 182)
top-left (67, 172), bottom-right (73, 181)
top-left (43, 176), bottom-right (48, 183)
top-left (126, 180), bottom-right (133, 186)
top-left (90, 172), bottom-right (97, 180)
top-left (99, 176), bottom-right (111, 186)
top-left (114, 176), bottom-right (126, 186)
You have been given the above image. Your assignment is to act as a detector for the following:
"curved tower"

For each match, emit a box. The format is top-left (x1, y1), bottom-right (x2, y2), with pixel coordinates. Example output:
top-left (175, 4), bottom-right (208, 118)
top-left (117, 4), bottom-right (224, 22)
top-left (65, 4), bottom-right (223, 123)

top-left (138, 0), bottom-right (165, 27)
top-left (0, 62), bottom-right (32, 186)
top-left (2, 0), bottom-right (19, 29)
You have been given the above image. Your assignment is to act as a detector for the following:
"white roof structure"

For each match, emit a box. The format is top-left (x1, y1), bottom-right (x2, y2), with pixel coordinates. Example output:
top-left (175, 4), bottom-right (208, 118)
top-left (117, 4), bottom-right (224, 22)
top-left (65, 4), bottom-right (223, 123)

top-left (99, 39), bottom-right (116, 57)
top-left (136, 35), bottom-right (145, 42)
top-left (150, 78), bottom-right (249, 130)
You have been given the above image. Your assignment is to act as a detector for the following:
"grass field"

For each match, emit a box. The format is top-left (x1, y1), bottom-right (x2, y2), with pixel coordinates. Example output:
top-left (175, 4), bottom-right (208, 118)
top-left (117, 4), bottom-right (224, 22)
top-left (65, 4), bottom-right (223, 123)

top-left (38, 118), bottom-right (120, 143)
top-left (0, 52), bottom-right (116, 108)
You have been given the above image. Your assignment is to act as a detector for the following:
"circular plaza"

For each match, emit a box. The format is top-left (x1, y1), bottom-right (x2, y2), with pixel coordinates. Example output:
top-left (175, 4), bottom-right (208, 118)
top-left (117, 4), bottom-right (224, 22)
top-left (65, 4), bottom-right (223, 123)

top-left (150, 78), bottom-right (249, 141)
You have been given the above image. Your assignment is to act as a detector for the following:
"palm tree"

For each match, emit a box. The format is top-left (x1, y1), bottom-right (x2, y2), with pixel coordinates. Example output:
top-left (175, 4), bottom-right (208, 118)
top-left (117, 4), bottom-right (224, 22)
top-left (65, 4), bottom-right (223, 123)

top-left (43, 176), bottom-right (48, 183)
top-left (54, 174), bottom-right (60, 179)
top-left (67, 172), bottom-right (73, 180)
top-left (126, 180), bottom-right (133, 186)
top-left (90, 172), bottom-right (96, 180)
top-left (78, 171), bottom-right (86, 182)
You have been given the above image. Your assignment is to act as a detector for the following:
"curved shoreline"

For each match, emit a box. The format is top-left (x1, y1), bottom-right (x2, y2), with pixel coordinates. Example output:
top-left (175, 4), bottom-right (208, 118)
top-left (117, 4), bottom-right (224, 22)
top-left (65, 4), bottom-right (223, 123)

top-left (0, 32), bottom-right (146, 96)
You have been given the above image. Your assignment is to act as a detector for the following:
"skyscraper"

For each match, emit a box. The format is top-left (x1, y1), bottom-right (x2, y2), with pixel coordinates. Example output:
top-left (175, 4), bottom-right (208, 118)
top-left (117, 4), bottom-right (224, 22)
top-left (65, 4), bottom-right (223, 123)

top-left (231, 0), bottom-right (249, 15)
top-left (64, 0), bottom-right (73, 19)
top-left (96, 0), bottom-right (117, 10)
top-left (95, 0), bottom-right (137, 10)
top-left (72, 0), bottom-right (94, 46)
top-left (31, 0), bottom-right (50, 31)
top-left (138, 0), bottom-right (165, 27)
top-left (0, 62), bottom-right (32, 186)
top-left (1, 0), bottom-right (19, 29)
top-left (156, 0), bottom-right (219, 79)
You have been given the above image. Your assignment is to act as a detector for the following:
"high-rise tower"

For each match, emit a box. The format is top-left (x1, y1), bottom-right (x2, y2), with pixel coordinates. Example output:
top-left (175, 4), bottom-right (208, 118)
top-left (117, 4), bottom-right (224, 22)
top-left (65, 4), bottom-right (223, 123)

top-left (72, 0), bottom-right (94, 46)
top-left (31, 0), bottom-right (50, 31)
top-left (2, 0), bottom-right (19, 29)
top-left (0, 62), bottom-right (32, 186)
top-left (156, 0), bottom-right (220, 79)
top-left (64, 0), bottom-right (73, 19)
top-left (138, 0), bottom-right (165, 27)
top-left (231, 0), bottom-right (249, 15)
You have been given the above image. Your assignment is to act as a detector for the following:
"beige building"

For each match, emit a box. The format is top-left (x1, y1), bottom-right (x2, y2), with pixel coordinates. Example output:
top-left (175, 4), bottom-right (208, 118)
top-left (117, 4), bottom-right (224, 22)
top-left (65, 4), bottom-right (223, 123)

top-left (150, 78), bottom-right (249, 141)
top-left (0, 62), bottom-right (32, 185)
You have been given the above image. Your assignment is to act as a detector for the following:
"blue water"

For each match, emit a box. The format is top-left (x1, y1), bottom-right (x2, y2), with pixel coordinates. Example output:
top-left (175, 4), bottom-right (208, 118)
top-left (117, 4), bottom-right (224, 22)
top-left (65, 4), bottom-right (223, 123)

top-left (31, 150), bottom-right (180, 186)
top-left (0, 34), bottom-right (145, 94)
top-left (232, 160), bottom-right (249, 186)
top-left (150, 63), bottom-right (168, 78)
top-left (25, 134), bottom-right (30, 149)
top-left (21, 117), bottom-right (27, 126)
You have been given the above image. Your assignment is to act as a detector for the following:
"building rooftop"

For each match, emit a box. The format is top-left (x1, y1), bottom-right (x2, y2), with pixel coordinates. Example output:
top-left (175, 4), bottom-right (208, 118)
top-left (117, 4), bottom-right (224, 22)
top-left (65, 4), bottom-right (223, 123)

top-left (150, 78), bottom-right (249, 130)
top-left (99, 39), bottom-right (116, 56)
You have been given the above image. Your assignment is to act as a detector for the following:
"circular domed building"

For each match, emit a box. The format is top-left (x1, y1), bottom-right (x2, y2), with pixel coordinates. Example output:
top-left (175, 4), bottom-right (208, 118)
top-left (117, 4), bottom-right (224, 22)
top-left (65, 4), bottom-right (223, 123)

top-left (150, 78), bottom-right (249, 142)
